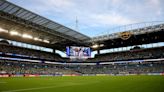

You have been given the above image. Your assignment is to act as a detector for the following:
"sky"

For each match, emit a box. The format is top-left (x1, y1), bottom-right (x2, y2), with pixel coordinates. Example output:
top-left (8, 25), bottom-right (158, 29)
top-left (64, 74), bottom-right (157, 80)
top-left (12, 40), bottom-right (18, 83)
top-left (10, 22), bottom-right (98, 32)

top-left (8, 0), bottom-right (164, 37)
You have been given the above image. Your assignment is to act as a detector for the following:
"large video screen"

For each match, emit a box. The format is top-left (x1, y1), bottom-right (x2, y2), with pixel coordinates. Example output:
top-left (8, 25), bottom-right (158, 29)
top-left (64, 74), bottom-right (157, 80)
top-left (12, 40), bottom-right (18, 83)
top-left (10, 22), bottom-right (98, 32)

top-left (66, 46), bottom-right (91, 59)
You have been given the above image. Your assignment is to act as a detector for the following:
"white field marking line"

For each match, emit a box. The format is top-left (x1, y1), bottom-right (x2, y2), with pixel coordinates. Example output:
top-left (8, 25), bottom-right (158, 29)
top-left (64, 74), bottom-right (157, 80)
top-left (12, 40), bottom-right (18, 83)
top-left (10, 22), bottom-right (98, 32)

top-left (2, 84), bottom-right (75, 92)
top-left (2, 81), bottom-right (100, 92)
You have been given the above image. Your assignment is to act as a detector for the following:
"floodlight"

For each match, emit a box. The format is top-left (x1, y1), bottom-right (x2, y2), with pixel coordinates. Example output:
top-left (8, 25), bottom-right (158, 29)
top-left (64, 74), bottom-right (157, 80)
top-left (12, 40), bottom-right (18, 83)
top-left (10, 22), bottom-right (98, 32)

top-left (22, 34), bottom-right (33, 39)
top-left (100, 44), bottom-right (104, 47)
top-left (10, 31), bottom-right (20, 36)
top-left (43, 40), bottom-right (50, 43)
top-left (92, 44), bottom-right (99, 48)
top-left (34, 37), bottom-right (42, 41)
top-left (0, 28), bottom-right (8, 33)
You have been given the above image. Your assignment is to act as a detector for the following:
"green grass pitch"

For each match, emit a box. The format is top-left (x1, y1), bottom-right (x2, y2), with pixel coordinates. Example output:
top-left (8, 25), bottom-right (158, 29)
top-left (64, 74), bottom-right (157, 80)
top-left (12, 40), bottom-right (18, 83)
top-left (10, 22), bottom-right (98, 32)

top-left (0, 75), bottom-right (164, 92)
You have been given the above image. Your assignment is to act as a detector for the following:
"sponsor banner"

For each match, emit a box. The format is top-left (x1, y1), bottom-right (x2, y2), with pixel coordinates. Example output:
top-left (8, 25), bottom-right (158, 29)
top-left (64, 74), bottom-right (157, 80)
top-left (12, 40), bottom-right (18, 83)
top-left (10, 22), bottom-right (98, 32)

top-left (0, 74), bottom-right (9, 77)
top-left (160, 73), bottom-right (164, 75)
top-left (10, 75), bottom-right (24, 77)
top-left (62, 74), bottom-right (80, 76)
top-left (147, 73), bottom-right (161, 75)
top-left (24, 74), bottom-right (40, 77)
top-left (62, 74), bottom-right (72, 76)
top-left (96, 74), bottom-right (109, 76)
top-left (39, 75), bottom-right (54, 77)
top-left (82, 74), bottom-right (96, 76)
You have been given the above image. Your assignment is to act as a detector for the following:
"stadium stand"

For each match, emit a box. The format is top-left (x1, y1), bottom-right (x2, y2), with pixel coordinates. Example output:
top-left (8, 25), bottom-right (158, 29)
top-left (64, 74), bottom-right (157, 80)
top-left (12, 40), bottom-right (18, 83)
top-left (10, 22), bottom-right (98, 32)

top-left (0, 0), bottom-right (163, 77)
top-left (0, 1), bottom-right (164, 92)
top-left (0, 44), bottom-right (63, 61)
top-left (89, 46), bottom-right (164, 62)
top-left (1, 43), bottom-right (164, 62)
top-left (0, 60), bottom-right (163, 75)
top-left (0, 60), bottom-right (79, 75)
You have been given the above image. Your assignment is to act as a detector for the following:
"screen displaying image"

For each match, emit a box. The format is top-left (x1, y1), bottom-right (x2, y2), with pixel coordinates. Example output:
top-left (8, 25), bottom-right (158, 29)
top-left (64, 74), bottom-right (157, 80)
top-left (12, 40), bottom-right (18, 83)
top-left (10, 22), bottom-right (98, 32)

top-left (66, 46), bottom-right (91, 58)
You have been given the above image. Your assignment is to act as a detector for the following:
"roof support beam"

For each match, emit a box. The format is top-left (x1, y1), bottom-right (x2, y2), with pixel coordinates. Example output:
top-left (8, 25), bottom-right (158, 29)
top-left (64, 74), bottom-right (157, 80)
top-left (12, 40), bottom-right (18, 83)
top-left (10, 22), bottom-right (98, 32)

top-left (0, 11), bottom-right (83, 44)
top-left (0, 2), bottom-right (10, 10)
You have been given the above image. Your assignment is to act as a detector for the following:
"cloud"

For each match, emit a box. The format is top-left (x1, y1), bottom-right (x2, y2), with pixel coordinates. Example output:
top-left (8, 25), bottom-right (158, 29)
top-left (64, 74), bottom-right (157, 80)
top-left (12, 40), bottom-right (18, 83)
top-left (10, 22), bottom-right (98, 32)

top-left (8, 0), bottom-right (164, 37)
top-left (89, 13), bottom-right (135, 26)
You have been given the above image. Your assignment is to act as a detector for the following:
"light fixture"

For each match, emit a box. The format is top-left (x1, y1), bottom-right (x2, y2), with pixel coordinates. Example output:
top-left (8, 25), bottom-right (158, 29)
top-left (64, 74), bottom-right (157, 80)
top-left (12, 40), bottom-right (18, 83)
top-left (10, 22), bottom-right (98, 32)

top-left (92, 44), bottom-right (99, 48)
top-left (43, 40), bottom-right (50, 43)
top-left (0, 28), bottom-right (8, 33)
top-left (22, 34), bottom-right (33, 39)
top-left (10, 31), bottom-right (20, 36)
top-left (100, 44), bottom-right (104, 47)
top-left (34, 37), bottom-right (42, 41)
top-left (34, 37), bottom-right (38, 40)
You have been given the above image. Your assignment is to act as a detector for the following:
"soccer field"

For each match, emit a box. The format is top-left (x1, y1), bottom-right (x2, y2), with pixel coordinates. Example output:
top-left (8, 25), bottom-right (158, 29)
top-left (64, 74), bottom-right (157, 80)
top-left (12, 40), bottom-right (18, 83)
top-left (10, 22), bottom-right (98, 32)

top-left (0, 75), bottom-right (164, 92)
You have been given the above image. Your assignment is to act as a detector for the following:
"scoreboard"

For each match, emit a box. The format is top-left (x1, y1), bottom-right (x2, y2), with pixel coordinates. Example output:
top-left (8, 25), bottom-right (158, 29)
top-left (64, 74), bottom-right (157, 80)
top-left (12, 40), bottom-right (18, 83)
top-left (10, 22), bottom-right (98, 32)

top-left (66, 46), bottom-right (91, 59)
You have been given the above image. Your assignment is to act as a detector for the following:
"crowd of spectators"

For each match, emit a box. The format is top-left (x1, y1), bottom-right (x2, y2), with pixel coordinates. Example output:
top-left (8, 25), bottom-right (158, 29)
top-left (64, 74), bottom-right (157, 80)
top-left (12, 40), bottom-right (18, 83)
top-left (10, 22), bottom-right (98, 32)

top-left (89, 46), bottom-right (164, 61)
top-left (72, 62), bottom-right (164, 74)
top-left (0, 60), bottom-right (163, 75)
top-left (0, 42), bottom-right (164, 76)
top-left (0, 43), bottom-right (164, 62)
top-left (0, 44), bottom-right (63, 61)
top-left (0, 60), bottom-right (78, 75)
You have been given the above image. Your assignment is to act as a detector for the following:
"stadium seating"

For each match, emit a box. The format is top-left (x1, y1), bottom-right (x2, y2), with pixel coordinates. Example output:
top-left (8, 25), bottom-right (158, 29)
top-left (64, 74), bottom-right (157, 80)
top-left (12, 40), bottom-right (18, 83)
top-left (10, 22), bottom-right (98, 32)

top-left (1, 44), bottom-right (164, 62)
top-left (0, 44), bottom-right (63, 61)
top-left (0, 60), bottom-right (163, 75)
top-left (0, 43), bottom-right (164, 76)
top-left (0, 60), bottom-right (79, 75)
top-left (89, 46), bottom-right (164, 61)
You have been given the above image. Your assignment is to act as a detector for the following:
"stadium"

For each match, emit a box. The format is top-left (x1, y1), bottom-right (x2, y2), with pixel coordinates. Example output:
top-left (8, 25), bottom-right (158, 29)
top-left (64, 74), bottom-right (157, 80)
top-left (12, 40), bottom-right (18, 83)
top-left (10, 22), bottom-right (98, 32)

top-left (0, 0), bottom-right (164, 92)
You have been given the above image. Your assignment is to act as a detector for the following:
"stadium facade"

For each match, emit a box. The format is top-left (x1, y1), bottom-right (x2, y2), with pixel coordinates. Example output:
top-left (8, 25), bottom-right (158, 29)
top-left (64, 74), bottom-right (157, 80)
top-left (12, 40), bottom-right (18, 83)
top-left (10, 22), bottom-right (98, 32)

top-left (0, 0), bottom-right (164, 77)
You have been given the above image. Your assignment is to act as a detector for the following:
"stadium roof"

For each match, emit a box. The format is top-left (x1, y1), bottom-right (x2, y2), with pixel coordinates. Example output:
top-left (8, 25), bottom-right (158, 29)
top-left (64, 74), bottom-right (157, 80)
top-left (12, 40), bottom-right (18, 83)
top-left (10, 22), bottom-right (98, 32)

top-left (90, 23), bottom-right (164, 50)
top-left (0, 0), bottom-right (90, 41)
top-left (0, 0), bottom-right (164, 51)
